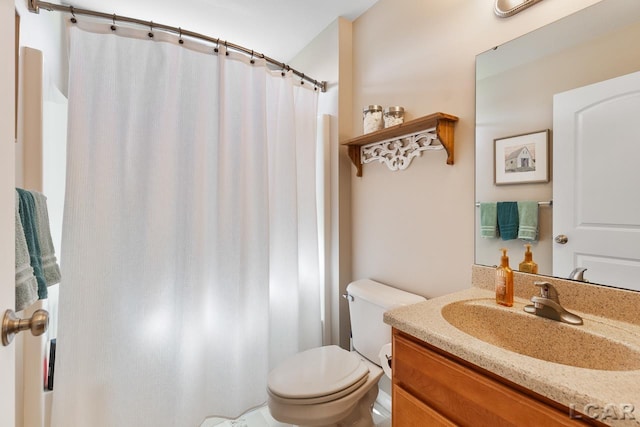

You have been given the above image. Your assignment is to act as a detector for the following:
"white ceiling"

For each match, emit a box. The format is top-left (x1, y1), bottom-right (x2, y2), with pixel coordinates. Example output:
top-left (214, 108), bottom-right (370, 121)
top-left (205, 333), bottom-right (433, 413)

top-left (64, 0), bottom-right (379, 62)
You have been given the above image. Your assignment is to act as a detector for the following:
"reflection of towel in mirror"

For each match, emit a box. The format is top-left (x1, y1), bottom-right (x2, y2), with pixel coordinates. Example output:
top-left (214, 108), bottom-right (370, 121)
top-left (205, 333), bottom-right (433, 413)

top-left (31, 191), bottom-right (61, 286)
top-left (517, 201), bottom-right (539, 241)
top-left (15, 190), bottom-right (38, 311)
top-left (480, 202), bottom-right (498, 238)
top-left (16, 188), bottom-right (47, 299)
top-left (497, 202), bottom-right (519, 240)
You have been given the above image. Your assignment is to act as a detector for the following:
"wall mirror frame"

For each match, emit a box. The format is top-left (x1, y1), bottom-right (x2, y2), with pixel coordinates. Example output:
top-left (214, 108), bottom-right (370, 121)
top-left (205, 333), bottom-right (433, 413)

top-left (475, 0), bottom-right (640, 291)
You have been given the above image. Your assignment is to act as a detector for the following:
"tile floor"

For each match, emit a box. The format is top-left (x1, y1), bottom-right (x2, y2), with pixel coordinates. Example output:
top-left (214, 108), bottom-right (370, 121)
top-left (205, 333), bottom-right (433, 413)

top-left (201, 397), bottom-right (391, 427)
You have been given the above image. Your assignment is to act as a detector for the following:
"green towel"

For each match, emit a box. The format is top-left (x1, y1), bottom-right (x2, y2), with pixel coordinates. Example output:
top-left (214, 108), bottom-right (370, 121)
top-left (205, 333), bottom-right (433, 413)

top-left (31, 191), bottom-right (61, 286)
top-left (15, 190), bottom-right (38, 311)
top-left (480, 202), bottom-right (498, 238)
top-left (16, 188), bottom-right (47, 299)
top-left (497, 201), bottom-right (519, 241)
top-left (517, 201), bottom-right (539, 241)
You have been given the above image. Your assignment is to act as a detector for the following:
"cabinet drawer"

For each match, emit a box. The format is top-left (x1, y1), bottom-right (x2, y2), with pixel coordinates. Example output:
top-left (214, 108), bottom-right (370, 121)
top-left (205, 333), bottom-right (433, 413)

top-left (393, 331), bottom-right (596, 426)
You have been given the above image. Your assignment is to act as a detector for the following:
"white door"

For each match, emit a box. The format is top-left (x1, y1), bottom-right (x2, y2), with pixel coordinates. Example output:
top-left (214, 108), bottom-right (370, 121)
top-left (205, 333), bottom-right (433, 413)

top-left (0, 150), bottom-right (16, 424)
top-left (1, 1), bottom-right (16, 426)
top-left (553, 71), bottom-right (640, 290)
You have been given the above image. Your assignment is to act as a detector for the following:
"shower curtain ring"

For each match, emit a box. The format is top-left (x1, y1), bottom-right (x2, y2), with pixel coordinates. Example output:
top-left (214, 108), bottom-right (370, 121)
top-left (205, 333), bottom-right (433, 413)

top-left (214, 38), bottom-right (220, 53)
top-left (281, 64), bottom-right (287, 77)
top-left (110, 14), bottom-right (116, 31)
top-left (148, 21), bottom-right (154, 38)
top-left (178, 27), bottom-right (184, 44)
top-left (224, 40), bottom-right (229, 56)
top-left (300, 73), bottom-right (305, 85)
top-left (250, 50), bottom-right (255, 64)
top-left (70, 6), bottom-right (77, 23)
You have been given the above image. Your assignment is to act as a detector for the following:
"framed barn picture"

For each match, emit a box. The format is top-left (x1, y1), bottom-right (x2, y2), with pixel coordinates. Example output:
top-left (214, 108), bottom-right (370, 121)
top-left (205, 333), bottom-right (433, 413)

top-left (494, 130), bottom-right (549, 185)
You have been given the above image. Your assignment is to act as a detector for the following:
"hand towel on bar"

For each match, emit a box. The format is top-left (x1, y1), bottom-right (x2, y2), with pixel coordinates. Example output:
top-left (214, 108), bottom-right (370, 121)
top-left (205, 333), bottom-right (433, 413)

top-left (517, 201), bottom-right (539, 241)
top-left (497, 201), bottom-right (519, 241)
top-left (31, 191), bottom-right (61, 286)
top-left (480, 202), bottom-right (498, 238)
top-left (15, 190), bottom-right (38, 311)
top-left (16, 188), bottom-right (47, 299)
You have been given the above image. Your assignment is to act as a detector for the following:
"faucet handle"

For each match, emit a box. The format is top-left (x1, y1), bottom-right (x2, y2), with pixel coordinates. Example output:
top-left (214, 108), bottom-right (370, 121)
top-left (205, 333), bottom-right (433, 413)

top-left (534, 281), bottom-right (559, 302)
top-left (534, 281), bottom-right (550, 297)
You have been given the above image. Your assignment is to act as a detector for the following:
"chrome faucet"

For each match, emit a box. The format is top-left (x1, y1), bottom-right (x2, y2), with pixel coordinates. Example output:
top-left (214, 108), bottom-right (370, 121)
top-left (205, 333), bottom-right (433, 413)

top-left (568, 267), bottom-right (588, 282)
top-left (523, 281), bottom-right (583, 325)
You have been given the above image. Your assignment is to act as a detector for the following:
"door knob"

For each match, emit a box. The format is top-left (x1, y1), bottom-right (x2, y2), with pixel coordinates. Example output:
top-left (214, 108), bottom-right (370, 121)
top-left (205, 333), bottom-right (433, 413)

top-left (2, 309), bottom-right (49, 346)
top-left (555, 234), bottom-right (569, 244)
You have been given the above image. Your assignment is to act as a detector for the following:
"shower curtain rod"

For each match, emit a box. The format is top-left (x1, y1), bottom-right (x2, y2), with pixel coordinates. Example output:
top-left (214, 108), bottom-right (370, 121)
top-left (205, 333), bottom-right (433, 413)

top-left (28, 0), bottom-right (328, 93)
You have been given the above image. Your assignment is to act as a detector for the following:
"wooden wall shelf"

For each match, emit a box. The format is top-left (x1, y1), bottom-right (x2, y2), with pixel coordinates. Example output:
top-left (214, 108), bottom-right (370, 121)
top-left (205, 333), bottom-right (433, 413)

top-left (341, 112), bottom-right (459, 177)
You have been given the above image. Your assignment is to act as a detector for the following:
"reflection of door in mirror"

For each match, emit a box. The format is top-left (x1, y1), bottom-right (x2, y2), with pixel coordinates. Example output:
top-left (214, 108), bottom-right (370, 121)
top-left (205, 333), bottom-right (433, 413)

top-left (553, 71), bottom-right (640, 291)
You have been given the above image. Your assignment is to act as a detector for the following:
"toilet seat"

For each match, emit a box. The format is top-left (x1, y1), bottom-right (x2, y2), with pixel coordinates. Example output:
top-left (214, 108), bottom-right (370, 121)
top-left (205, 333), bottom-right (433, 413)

top-left (268, 374), bottom-right (369, 405)
top-left (267, 345), bottom-right (370, 404)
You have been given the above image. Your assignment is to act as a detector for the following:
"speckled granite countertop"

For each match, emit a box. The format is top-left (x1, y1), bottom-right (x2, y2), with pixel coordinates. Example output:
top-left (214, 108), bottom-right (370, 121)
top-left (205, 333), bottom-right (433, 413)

top-left (384, 277), bottom-right (640, 426)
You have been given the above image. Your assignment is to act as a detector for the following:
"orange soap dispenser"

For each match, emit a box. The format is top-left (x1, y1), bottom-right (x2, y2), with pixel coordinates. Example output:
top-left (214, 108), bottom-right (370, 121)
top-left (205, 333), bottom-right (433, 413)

top-left (519, 244), bottom-right (538, 274)
top-left (496, 248), bottom-right (514, 307)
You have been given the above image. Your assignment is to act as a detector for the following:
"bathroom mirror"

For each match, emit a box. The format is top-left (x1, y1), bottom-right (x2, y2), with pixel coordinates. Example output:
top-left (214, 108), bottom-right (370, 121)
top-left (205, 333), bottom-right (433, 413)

top-left (475, 0), bottom-right (640, 290)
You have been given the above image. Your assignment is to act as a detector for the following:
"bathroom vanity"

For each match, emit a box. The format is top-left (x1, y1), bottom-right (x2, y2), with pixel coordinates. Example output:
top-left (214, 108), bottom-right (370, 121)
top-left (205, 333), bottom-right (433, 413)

top-left (384, 266), bottom-right (640, 427)
top-left (392, 330), bottom-right (600, 426)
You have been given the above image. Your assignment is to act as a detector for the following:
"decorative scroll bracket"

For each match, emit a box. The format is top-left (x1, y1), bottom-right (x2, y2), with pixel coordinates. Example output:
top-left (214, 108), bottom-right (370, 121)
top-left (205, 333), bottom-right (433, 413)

top-left (360, 128), bottom-right (441, 172)
top-left (342, 112), bottom-right (458, 177)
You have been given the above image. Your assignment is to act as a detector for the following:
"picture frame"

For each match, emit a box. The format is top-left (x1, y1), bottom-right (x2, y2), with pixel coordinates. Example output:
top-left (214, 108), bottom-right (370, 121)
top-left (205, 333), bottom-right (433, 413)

top-left (494, 130), bottom-right (549, 185)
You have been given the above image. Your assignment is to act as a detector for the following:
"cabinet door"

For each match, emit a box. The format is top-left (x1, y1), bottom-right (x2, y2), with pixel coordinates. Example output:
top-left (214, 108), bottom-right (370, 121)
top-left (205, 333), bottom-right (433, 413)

top-left (393, 385), bottom-right (457, 427)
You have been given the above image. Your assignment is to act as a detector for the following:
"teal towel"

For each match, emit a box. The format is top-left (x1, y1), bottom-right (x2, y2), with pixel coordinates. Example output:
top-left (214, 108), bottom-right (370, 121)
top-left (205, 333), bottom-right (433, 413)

top-left (16, 188), bottom-right (47, 299)
top-left (497, 202), bottom-right (519, 241)
top-left (15, 190), bottom-right (38, 311)
top-left (31, 191), bottom-right (61, 286)
top-left (517, 201), bottom-right (539, 241)
top-left (480, 202), bottom-right (498, 238)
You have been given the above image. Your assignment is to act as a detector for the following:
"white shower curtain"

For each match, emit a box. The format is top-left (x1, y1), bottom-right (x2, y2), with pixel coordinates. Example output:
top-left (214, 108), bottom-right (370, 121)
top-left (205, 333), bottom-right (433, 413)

top-left (52, 23), bottom-right (321, 427)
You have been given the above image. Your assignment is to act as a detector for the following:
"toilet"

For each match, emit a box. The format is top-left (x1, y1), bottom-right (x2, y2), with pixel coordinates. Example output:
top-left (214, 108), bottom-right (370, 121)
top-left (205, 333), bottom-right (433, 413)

top-left (267, 279), bottom-right (426, 426)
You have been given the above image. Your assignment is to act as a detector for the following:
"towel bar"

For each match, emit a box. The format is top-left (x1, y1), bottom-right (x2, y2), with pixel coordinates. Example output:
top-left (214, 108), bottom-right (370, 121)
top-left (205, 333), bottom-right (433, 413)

top-left (475, 200), bottom-right (552, 207)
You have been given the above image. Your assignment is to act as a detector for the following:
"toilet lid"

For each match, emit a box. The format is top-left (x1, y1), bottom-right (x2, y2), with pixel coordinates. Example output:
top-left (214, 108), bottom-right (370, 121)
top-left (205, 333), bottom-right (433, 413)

top-left (267, 345), bottom-right (370, 399)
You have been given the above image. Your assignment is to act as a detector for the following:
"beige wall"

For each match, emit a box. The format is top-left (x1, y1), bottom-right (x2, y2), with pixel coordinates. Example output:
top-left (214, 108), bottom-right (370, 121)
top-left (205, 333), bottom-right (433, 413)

top-left (349, 0), bottom-right (601, 299)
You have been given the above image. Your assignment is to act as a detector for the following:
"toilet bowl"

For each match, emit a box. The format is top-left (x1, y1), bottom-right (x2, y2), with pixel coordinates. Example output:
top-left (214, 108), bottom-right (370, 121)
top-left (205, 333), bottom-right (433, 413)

top-left (267, 345), bottom-right (383, 426)
top-left (266, 279), bottom-right (426, 426)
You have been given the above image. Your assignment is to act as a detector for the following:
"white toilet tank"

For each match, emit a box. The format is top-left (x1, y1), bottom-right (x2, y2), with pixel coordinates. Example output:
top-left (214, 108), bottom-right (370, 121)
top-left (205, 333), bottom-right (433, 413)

top-left (346, 279), bottom-right (426, 365)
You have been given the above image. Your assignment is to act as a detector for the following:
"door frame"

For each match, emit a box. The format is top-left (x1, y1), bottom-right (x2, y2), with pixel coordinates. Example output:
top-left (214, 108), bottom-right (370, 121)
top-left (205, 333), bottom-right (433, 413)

top-left (1, 1), bottom-right (17, 426)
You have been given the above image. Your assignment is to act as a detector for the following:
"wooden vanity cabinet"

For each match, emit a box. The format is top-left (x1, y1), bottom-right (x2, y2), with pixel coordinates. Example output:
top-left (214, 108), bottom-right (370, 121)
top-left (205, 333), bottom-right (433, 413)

top-left (392, 329), bottom-right (604, 427)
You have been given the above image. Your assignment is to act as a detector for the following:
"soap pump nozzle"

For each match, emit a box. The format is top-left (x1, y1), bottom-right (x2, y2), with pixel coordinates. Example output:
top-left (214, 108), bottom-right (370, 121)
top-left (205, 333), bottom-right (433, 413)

top-left (500, 248), bottom-right (509, 266)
